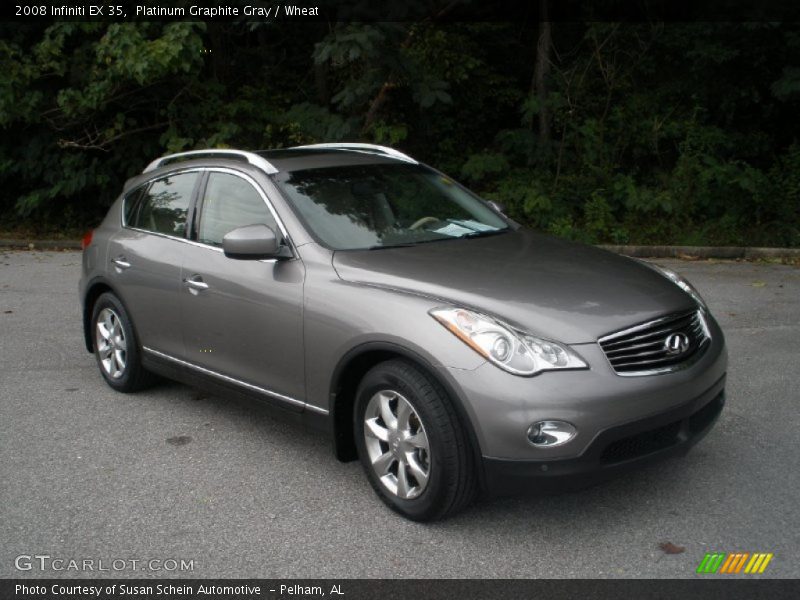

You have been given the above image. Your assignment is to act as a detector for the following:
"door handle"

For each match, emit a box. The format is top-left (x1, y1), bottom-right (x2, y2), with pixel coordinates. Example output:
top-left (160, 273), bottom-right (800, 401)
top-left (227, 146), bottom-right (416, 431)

top-left (183, 275), bottom-right (209, 293)
top-left (111, 257), bottom-right (131, 270)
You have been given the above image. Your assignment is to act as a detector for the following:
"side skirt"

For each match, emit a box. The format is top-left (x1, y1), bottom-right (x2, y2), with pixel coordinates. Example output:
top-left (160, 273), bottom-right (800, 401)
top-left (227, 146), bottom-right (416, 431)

top-left (141, 350), bottom-right (330, 434)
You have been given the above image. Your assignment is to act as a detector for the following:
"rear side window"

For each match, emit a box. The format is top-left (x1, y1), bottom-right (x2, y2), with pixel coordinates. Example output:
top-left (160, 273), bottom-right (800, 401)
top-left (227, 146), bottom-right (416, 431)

top-left (128, 172), bottom-right (198, 238)
top-left (198, 172), bottom-right (276, 246)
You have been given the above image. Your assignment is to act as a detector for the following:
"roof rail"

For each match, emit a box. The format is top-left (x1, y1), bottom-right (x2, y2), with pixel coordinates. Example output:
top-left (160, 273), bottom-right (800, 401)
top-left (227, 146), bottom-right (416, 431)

top-left (142, 149), bottom-right (279, 174)
top-left (290, 143), bottom-right (417, 164)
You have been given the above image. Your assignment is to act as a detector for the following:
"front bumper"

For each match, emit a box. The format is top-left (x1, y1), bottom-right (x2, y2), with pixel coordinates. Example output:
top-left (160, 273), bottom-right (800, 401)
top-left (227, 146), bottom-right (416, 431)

top-left (434, 311), bottom-right (727, 493)
top-left (481, 375), bottom-right (724, 495)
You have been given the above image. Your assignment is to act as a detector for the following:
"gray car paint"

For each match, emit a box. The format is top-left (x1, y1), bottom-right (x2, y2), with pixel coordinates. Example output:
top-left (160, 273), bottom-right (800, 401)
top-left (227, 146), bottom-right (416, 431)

top-left (330, 228), bottom-right (696, 344)
top-left (80, 149), bottom-right (727, 465)
top-left (107, 214), bottom-right (188, 360)
top-left (180, 240), bottom-right (306, 405)
top-left (297, 237), bottom-right (727, 460)
top-left (221, 223), bottom-right (280, 257)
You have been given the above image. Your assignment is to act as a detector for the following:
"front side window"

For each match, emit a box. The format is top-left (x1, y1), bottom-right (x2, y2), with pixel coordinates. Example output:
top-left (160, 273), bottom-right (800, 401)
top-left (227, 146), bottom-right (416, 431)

top-left (128, 172), bottom-right (197, 238)
top-left (274, 163), bottom-right (508, 250)
top-left (197, 172), bottom-right (276, 246)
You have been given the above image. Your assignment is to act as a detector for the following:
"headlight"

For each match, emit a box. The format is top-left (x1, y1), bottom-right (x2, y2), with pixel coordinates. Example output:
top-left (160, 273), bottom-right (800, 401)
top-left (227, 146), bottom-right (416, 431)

top-left (430, 307), bottom-right (588, 376)
top-left (646, 263), bottom-right (708, 311)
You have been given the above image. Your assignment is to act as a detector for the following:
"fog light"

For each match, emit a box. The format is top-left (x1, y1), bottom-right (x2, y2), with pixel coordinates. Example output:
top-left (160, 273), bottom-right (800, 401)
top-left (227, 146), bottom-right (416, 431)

top-left (527, 421), bottom-right (577, 447)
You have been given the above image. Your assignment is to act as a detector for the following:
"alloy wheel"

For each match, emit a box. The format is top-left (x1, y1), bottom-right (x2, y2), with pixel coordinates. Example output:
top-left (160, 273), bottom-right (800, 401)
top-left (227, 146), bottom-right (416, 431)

top-left (95, 307), bottom-right (127, 379)
top-left (363, 390), bottom-right (430, 500)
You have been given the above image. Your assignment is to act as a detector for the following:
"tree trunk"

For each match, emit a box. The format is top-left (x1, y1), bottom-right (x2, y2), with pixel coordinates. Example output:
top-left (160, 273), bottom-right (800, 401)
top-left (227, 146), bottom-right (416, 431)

top-left (314, 62), bottom-right (329, 105)
top-left (360, 0), bottom-right (462, 137)
top-left (533, 0), bottom-right (551, 145)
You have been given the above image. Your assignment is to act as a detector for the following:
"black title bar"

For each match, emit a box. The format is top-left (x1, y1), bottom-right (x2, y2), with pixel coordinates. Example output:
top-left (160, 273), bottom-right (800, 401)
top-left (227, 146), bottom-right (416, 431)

top-left (4, 0), bottom-right (800, 23)
top-left (2, 579), bottom-right (800, 600)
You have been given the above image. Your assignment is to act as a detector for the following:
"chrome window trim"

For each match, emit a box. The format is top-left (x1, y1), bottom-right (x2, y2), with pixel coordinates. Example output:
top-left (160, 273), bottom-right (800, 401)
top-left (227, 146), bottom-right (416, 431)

top-left (120, 227), bottom-right (282, 264)
top-left (142, 346), bottom-right (329, 415)
top-left (597, 309), bottom-right (711, 377)
top-left (120, 166), bottom-right (294, 258)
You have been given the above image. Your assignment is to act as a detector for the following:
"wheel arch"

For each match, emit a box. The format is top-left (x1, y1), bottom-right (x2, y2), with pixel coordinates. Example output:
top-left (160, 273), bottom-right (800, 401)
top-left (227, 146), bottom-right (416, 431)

top-left (328, 342), bottom-right (484, 476)
top-left (82, 277), bottom-right (123, 353)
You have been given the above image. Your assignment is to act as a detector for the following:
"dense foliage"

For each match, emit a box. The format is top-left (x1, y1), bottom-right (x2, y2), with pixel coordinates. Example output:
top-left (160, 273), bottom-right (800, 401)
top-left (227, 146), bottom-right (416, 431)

top-left (1, 17), bottom-right (799, 245)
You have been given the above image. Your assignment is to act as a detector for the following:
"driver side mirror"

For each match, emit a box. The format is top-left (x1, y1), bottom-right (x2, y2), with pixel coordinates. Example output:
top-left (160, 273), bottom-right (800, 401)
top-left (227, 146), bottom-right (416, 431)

top-left (222, 224), bottom-right (291, 260)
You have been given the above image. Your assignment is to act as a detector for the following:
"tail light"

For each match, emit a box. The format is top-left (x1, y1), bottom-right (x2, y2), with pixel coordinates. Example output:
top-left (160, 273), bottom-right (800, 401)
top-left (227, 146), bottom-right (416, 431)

top-left (81, 230), bottom-right (94, 250)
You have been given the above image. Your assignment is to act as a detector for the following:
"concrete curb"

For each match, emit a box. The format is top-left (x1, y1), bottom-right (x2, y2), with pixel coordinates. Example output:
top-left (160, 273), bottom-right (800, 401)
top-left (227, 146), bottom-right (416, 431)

top-left (0, 239), bottom-right (82, 250)
top-left (599, 244), bottom-right (800, 259)
top-left (1, 238), bottom-right (799, 259)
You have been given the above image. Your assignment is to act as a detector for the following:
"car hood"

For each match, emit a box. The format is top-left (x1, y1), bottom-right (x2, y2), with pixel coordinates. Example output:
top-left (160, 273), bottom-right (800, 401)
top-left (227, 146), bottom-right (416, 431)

top-left (331, 229), bottom-right (696, 344)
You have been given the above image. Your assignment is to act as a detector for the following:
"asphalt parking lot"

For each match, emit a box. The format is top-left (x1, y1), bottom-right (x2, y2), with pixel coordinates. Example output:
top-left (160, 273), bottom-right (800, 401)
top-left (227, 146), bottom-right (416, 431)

top-left (1, 250), bottom-right (798, 579)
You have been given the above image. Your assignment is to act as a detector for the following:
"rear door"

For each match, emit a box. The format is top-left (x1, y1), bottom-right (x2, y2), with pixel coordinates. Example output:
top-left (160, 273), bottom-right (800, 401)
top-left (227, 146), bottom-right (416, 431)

top-left (107, 170), bottom-right (201, 359)
top-left (179, 169), bottom-right (306, 409)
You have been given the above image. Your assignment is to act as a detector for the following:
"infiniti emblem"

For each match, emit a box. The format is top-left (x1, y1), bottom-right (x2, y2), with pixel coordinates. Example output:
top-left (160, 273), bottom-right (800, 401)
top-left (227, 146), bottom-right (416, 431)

top-left (664, 332), bottom-right (690, 355)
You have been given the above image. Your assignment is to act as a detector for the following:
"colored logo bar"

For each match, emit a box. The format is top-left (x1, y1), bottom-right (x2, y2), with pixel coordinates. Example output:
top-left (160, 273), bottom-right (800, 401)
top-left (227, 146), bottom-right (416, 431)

top-left (696, 552), bottom-right (774, 574)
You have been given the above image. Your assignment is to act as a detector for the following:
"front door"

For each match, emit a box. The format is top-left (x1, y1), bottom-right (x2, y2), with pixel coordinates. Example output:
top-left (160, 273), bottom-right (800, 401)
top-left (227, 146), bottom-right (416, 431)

top-left (179, 170), bottom-right (306, 410)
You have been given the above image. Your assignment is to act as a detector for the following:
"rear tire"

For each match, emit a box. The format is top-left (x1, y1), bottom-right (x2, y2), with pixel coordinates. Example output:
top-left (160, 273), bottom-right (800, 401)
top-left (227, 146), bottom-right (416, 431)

top-left (91, 292), bottom-right (157, 392)
top-left (354, 359), bottom-right (477, 521)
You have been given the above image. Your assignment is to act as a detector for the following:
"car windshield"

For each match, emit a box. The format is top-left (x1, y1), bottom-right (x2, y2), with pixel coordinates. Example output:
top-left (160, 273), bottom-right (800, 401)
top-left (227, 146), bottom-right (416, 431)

top-left (274, 163), bottom-right (508, 250)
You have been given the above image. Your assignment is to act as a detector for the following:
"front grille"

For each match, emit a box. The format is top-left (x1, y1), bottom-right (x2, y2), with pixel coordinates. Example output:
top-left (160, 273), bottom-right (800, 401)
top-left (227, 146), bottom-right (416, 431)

top-left (599, 392), bottom-right (724, 464)
top-left (599, 310), bottom-right (709, 375)
top-left (600, 420), bottom-right (682, 464)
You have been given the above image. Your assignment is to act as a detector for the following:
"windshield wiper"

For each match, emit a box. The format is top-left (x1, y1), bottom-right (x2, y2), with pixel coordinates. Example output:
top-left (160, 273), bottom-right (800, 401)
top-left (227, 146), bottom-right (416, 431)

top-left (460, 228), bottom-right (509, 239)
top-left (365, 243), bottom-right (418, 250)
top-left (365, 237), bottom-right (460, 250)
top-left (364, 229), bottom-right (509, 250)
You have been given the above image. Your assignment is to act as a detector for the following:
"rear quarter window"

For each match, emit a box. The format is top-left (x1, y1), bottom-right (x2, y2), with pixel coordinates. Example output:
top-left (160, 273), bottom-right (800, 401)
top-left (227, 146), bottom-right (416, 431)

top-left (122, 186), bottom-right (146, 226)
top-left (127, 172), bottom-right (198, 238)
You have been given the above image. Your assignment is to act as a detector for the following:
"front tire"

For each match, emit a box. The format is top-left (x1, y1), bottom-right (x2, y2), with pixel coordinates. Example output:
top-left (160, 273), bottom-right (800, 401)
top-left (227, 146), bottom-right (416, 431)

top-left (91, 292), bottom-right (156, 392)
top-left (354, 359), bottom-right (477, 521)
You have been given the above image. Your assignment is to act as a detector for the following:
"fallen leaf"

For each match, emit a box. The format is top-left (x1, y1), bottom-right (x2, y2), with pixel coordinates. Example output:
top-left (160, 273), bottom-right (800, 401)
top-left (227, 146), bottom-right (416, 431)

top-left (659, 542), bottom-right (686, 555)
top-left (751, 281), bottom-right (766, 287)
top-left (166, 435), bottom-right (192, 447)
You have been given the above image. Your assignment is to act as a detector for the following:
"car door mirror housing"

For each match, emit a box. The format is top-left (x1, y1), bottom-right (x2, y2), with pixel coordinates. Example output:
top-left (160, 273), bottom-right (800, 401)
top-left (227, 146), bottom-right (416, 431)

top-left (222, 224), bottom-right (290, 260)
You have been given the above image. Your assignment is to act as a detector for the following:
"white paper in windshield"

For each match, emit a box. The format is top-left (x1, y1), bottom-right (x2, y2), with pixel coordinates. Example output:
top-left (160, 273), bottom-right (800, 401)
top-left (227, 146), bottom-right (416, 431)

top-left (433, 220), bottom-right (496, 237)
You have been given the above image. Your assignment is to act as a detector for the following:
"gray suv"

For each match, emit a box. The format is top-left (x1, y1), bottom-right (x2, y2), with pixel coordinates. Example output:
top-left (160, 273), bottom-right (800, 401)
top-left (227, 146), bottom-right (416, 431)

top-left (79, 144), bottom-right (727, 521)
